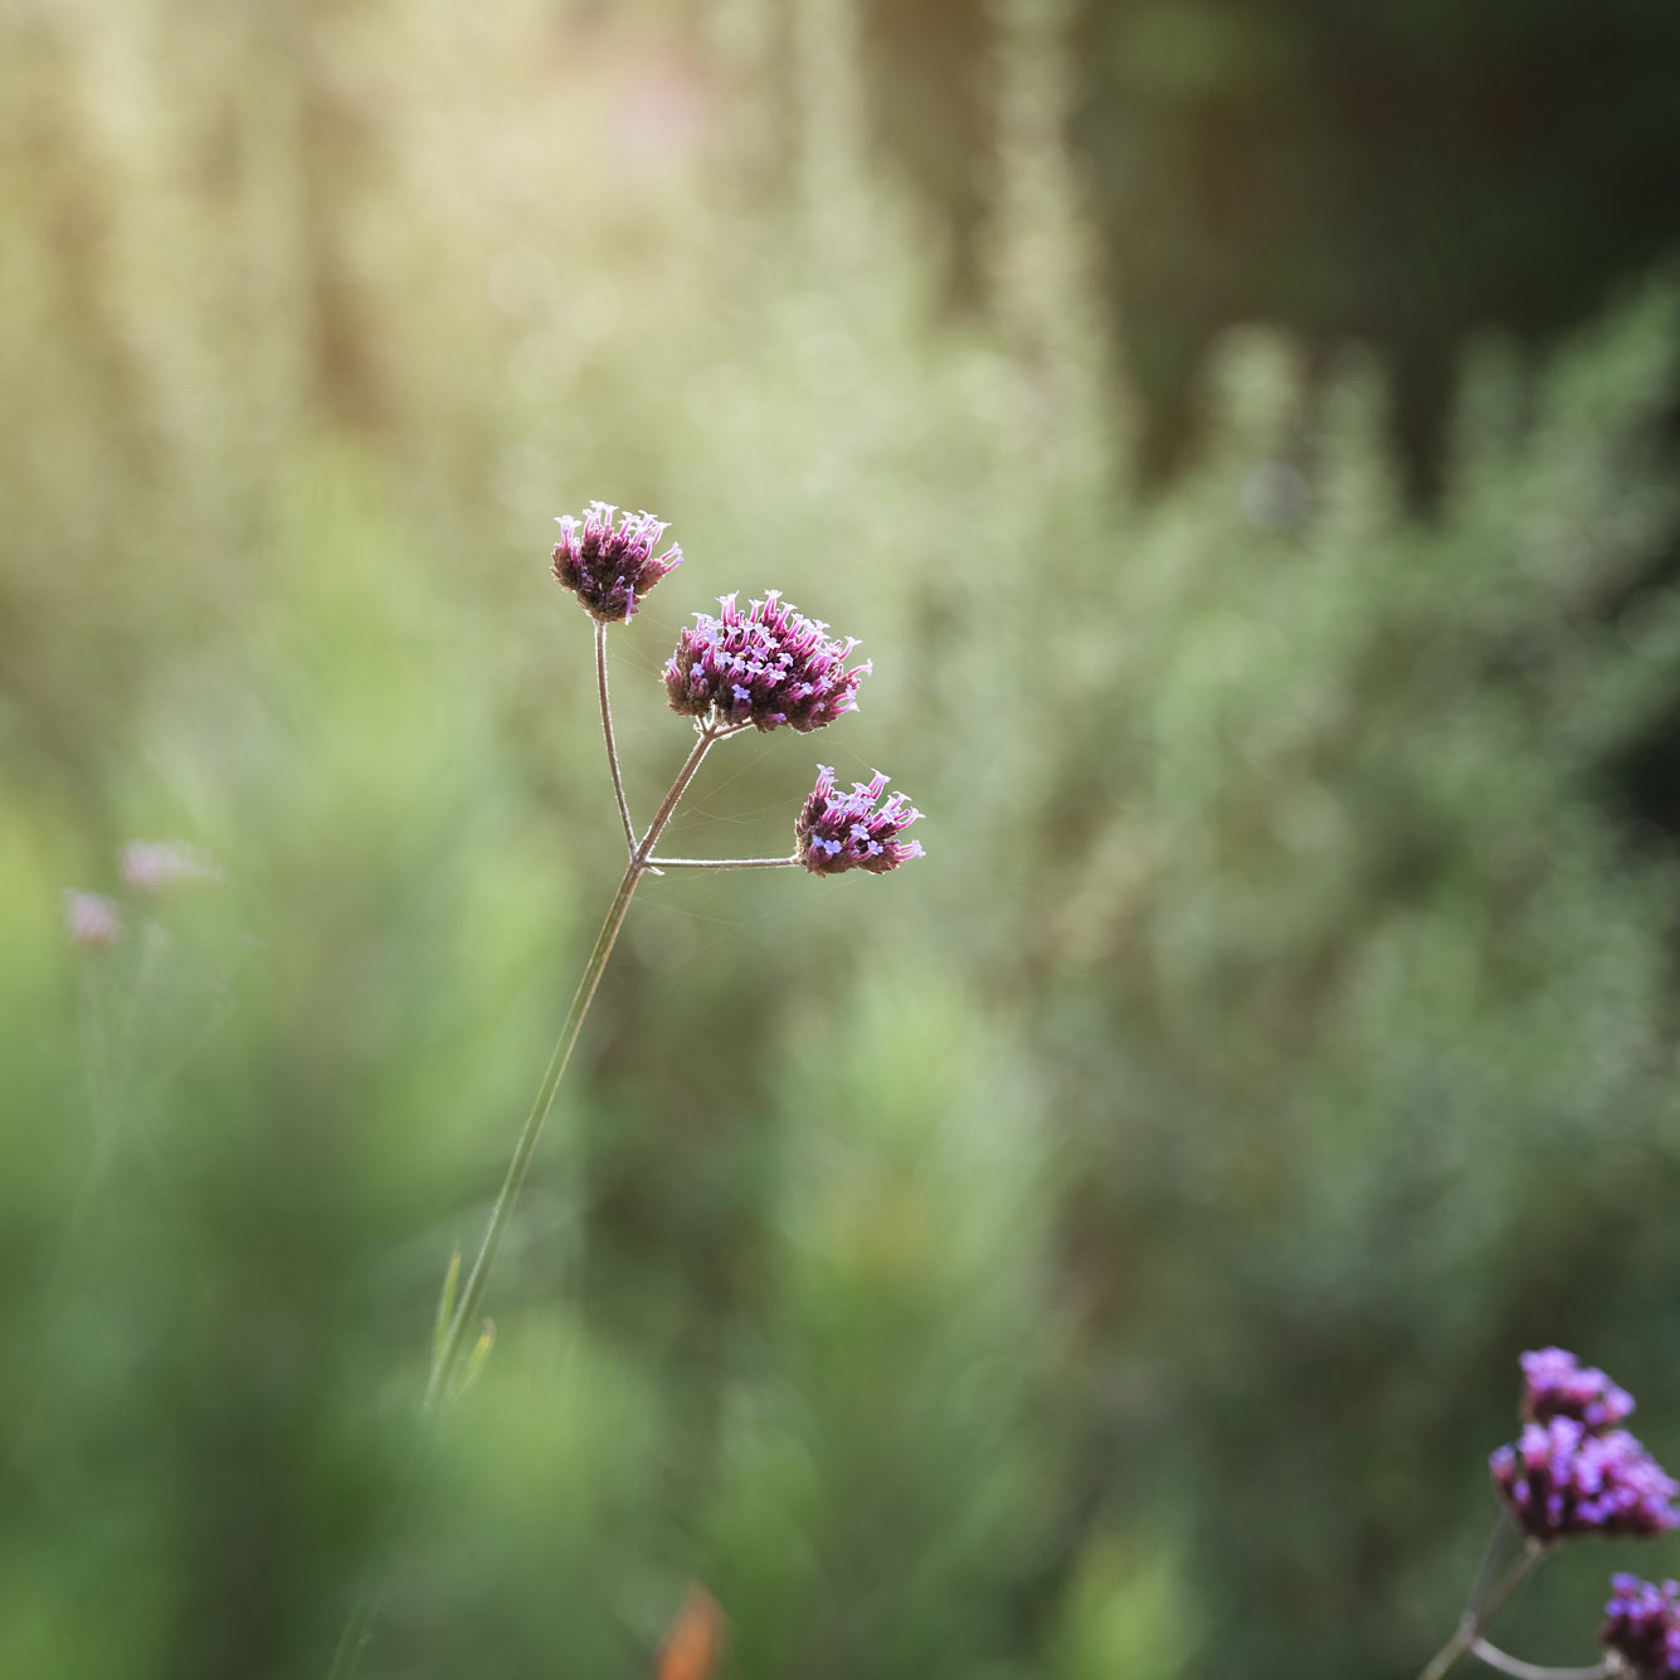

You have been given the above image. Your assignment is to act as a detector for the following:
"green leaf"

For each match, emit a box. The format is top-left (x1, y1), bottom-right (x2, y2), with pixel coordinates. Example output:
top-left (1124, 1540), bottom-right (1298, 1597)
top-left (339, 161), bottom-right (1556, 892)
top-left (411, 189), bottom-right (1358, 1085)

top-left (431, 1245), bottom-right (461, 1375)
top-left (447, 1319), bottom-right (496, 1403)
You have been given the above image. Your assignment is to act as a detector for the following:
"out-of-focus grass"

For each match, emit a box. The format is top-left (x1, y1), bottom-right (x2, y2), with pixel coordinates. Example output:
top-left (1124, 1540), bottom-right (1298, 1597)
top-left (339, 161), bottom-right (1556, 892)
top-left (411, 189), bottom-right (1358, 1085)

top-left (5, 4), bottom-right (1680, 1679)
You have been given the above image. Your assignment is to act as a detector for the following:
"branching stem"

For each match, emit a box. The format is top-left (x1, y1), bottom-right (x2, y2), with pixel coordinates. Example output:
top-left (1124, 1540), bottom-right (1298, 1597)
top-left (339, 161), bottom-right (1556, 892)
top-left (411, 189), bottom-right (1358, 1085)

top-left (333, 716), bottom-right (735, 1680)
top-left (338, 649), bottom-right (754, 1677)
top-left (425, 719), bottom-right (729, 1408)
top-left (1419, 1543), bottom-right (1548, 1680)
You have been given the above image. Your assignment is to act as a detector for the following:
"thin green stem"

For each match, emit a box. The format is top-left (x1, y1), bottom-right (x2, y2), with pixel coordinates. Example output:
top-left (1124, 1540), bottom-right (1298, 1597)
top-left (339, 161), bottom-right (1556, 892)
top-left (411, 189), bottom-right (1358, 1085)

top-left (596, 621), bottom-right (636, 857)
top-left (1466, 1512), bottom-right (1519, 1617)
top-left (1419, 1543), bottom-right (1547, 1680)
top-left (425, 724), bottom-right (724, 1408)
top-left (645, 855), bottom-right (800, 870)
top-left (326, 1578), bottom-right (387, 1680)
top-left (1469, 1640), bottom-right (1615, 1680)
top-left (336, 717), bottom-right (735, 1679)
top-left (324, 1421), bottom-right (434, 1680)
top-left (633, 725), bottom-right (735, 855)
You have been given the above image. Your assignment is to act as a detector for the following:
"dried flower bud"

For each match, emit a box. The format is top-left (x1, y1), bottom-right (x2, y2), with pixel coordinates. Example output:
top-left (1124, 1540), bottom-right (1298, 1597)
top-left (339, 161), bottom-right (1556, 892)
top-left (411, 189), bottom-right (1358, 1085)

top-left (121, 839), bottom-right (223, 897)
top-left (64, 889), bottom-right (123, 950)
top-left (655, 1586), bottom-right (725, 1680)
top-left (552, 502), bottom-right (682, 623)
top-left (1521, 1347), bottom-right (1636, 1434)
top-left (1490, 1418), bottom-right (1680, 1541)
top-left (795, 766), bottom-right (924, 876)
top-left (665, 591), bottom-right (870, 733)
top-left (1603, 1574), bottom-right (1680, 1678)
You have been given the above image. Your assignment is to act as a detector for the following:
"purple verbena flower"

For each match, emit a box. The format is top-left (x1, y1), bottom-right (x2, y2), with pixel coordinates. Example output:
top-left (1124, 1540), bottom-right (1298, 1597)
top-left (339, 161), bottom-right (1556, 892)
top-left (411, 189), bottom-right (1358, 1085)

top-left (552, 502), bottom-right (682, 623)
top-left (795, 766), bottom-right (924, 876)
top-left (64, 889), bottom-right (123, 951)
top-left (1490, 1418), bottom-right (1680, 1541)
top-left (1521, 1347), bottom-right (1636, 1434)
top-left (1603, 1574), bottom-right (1680, 1678)
top-left (121, 839), bottom-right (223, 896)
top-left (665, 591), bottom-right (870, 733)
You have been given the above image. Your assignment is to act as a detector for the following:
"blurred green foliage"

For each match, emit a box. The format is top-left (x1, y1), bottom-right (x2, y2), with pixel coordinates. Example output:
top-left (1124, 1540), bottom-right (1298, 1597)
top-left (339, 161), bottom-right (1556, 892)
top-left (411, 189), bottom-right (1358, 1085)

top-left (864, 0), bottom-right (1680, 496)
top-left (4, 4), bottom-right (1680, 1679)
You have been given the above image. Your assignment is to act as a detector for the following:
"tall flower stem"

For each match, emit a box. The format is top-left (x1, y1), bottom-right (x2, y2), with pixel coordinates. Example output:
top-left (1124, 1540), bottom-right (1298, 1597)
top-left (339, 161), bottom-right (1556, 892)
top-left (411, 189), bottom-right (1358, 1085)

top-left (334, 717), bottom-right (740, 1680)
top-left (596, 621), bottom-right (636, 857)
top-left (1419, 1542), bottom-right (1548, 1680)
top-left (426, 721), bottom-right (732, 1407)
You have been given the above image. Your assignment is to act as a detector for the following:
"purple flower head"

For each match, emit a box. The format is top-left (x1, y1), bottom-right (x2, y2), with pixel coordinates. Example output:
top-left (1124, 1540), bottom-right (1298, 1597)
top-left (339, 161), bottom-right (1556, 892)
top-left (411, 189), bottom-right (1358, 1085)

top-left (1490, 1418), bottom-right (1680, 1541)
top-left (121, 839), bottom-right (223, 897)
top-left (1521, 1347), bottom-right (1636, 1434)
top-left (64, 889), bottom-right (123, 951)
top-left (665, 591), bottom-right (870, 733)
top-left (1603, 1575), bottom-right (1680, 1678)
top-left (552, 502), bottom-right (682, 623)
top-left (795, 766), bottom-right (924, 876)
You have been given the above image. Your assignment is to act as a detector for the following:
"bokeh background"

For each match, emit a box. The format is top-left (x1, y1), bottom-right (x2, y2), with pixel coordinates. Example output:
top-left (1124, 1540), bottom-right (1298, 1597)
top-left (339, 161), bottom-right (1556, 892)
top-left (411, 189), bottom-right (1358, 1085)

top-left (6, 2), bottom-right (1680, 1676)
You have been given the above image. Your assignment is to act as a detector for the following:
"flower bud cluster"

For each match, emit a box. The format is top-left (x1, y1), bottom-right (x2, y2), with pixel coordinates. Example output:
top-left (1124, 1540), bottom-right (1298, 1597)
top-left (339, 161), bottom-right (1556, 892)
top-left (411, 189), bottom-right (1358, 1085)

top-left (795, 768), bottom-right (924, 876)
top-left (1490, 1418), bottom-right (1678, 1539)
top-left (552, 502), bottom-right (683, 623)
top-left (665, 592), bottom-right (870, 734)
top-left (552, 503), bottom-right (922, 879)
top-left (1522, 1347), bottom-right (1637, 1433)
top-left (1604, 1575), bottom-right (1680, 1678)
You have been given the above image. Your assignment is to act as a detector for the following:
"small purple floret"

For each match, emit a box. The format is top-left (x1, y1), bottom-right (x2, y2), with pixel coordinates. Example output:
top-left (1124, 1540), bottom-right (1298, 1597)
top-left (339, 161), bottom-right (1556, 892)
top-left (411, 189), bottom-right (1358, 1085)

top-left (121, 839), bottom-right (223, 896)
top-left (1522, 1347), bottom-right (1636, 1433)
top-left (552, 501), bottom-right (683, 623)
top-left (64, 889), bottom-right (123, 951)
top-left (1490, 1418), bottom-right (1680, 1541)
top-left (665, 592), bottom-right (870, 733)
top-left (1603, 1575), bottom-right (1680, 1677)
top-left (795, 766), bottom-right (924, 876)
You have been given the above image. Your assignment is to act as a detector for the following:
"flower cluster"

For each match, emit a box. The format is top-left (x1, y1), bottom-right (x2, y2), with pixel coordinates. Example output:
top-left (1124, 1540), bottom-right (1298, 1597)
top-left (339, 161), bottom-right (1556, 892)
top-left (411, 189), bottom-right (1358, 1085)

top-left (665, 592), bottom-right (870, 734)
top-left (552, 502), bottom-right (683, 623)
top-left (1522, 1347), bottom-right (1637, 1432)
top-left (795, 768), bottom-right (925, 876)
top-left (1426, 1352), bottom-right (1680, 1677)
top-left (551, 502), bottom-right (922, 878)
top-left (1490, 1417), bottom-right (1679, 1540)
top-left (64, 839), bottom-right (226, 952)
top-left (1603, 1575), bottom-right (1680, 1678)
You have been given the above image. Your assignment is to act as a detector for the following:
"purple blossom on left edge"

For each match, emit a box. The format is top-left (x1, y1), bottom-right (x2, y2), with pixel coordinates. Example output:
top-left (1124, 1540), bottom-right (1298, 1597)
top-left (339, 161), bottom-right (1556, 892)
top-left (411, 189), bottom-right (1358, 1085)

top-left (1490, 1417), bottom-right (1680, 1541)
top-left (552, 502), bottom-right (683, 623)
top-left (795, 767), bottom-right (924, 876)
top-left (64, 890), bottom-right (123, 950)
top-left (1603, 1575), bottom-right (1680, 1678)
top-left (1521, 1347), bottom-right (1636, 1434)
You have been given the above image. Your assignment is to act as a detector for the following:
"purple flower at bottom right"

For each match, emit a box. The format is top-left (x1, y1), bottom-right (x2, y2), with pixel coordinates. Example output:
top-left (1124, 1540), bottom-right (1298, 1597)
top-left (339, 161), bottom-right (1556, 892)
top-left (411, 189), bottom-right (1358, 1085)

top-left (1604, 1575), bottom-right (1680, 1678)
top-left (795, 767), bottom-right (924, 876)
